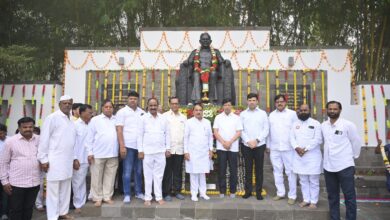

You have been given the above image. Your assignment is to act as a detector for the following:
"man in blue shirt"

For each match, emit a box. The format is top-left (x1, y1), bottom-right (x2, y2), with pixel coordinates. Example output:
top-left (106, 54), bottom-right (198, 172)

top-left (375, 139), bottom-right (390, 192)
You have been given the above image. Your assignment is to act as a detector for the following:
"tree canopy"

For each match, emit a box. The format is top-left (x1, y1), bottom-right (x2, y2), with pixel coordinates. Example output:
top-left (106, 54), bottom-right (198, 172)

top-left (0, 0), bottom-right (388, 82)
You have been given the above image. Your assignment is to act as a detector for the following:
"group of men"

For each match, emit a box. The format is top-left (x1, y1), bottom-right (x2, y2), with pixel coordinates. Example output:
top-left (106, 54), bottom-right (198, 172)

top-left (0, 90), bottom-right (362, 220)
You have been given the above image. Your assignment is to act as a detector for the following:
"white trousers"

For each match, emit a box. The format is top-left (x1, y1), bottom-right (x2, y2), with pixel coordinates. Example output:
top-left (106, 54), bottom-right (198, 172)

top-left (46, 178), bottom-right (71, 220)
top-left (270, 150), bottom-right (297, 199)
top-left (72, 163), bottom-right (89, 208)
top-left (299, 174), bottom-right (320, 204)
top-left (143, 153), bottom-right (166, 201)
top-left (190, 173), bottom-right (207, 198)
top-left (35, 171), bottom-right (45, 208)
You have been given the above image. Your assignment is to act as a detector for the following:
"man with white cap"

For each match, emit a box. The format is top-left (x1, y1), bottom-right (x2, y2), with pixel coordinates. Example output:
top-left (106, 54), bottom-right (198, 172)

top-left (38, 95), bottom-right (78, 220)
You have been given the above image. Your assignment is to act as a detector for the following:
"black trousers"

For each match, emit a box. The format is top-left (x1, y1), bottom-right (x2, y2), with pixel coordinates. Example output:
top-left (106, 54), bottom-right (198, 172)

top-left (162, 154), bottom-right (184, 197)
top-left (8, 185), bottom-right (39, 220)
top-left (324, 166), bottom-right (357, 220)
top-left (241, 144), bottom-right (265, 194)
top-left (0, 183), bottom-right (9, 216)
top-left (217, 150), bottom-right (238, 194)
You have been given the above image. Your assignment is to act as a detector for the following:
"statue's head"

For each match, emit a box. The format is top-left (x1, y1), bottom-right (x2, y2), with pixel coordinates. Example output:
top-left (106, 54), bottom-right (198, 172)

top-left (199, 32), bottom-right (212, 48)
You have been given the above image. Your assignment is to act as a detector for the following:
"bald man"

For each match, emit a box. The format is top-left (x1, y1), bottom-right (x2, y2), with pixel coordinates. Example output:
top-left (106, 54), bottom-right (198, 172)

top-left (290, 104), bottom-right (322, 208)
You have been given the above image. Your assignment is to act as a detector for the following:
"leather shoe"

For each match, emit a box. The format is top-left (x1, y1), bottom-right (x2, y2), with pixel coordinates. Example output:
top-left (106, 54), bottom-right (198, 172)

top-left (242, 193), bottom-right (251, 199)
top-left (256, 194), bottom-right (263, 200)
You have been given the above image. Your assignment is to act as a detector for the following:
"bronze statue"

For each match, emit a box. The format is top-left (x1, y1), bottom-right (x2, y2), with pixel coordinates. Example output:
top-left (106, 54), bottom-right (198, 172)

top-left (176, 33), bottom-right (236, 105)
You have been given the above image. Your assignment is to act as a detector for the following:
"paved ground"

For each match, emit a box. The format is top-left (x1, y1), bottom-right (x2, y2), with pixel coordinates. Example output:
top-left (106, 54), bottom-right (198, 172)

top-left (31, 192), bottom-right (390, 220)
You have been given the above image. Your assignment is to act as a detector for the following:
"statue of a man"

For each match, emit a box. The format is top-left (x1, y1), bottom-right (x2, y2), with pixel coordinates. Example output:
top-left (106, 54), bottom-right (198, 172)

top-left (176, 33), bottom-right (236, 105)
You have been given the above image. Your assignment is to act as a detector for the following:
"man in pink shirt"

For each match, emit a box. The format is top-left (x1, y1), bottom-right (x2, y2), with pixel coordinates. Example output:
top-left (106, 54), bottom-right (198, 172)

top-left (0, 117), bottom-right (41, 220)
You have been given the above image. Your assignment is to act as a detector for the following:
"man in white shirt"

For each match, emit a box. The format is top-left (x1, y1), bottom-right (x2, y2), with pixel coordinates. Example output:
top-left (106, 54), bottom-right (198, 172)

top-left (38, 95), bottom-right (78, 220)
top-left (214, 98), bottom-right (242, 198)
top-left (240, 93), bottom-right (269, 200)
top-left (138, 98), bottom-right (170, 206)
top-left (85, 100), bottom-right (119, 207)
top-left (162, 97), bottom-right (186, 201)
top-left (290, 104), bottom-right (322, 209)
top-left (72, 104), bottom-right (93, 213)
top-left (268, 94), bottom-right (298, 205)
top-left (116, 91), bottom-right (145, 203)
top-left (321, 101), bottom-right (362, 220)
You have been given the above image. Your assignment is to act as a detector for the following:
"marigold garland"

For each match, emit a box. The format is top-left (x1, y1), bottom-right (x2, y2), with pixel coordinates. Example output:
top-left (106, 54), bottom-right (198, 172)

top-left (247, 68), bottom-right (251, 95)
top-left (5, 85), bottom-right (15, 127)
top-left (22, 85), bottom-right (26, 117)
top-left (0, 84), bottom-right (5, 116)
top-left (51, 85), bottom-right (56, 113)
top-left (380, 85), bottom-right (390, 139)
top-left (371, 85), bottom-right (379, 141)
top-left (302, 71), bottom-right (307, 104)
top-left (275, 70), bottom-right (280, 95)
top-left (38, 85), bottom-right (46, 127)
top-left (161, 70), bottom-right (164, 107)
top-left (361, 85), bottom-right (369, 146)
top-left (141, 69), bottom-right (147, 108)
top-left (95, 72), bottom-right (100, 111)
top-left (321, 71), bottom-right (326, 115)
top-left (266, 71), bottom-right (270, 112)
top-left (119, 70), bottom-right (123, 102)
top-left (112, 71), bottom-right (116, 102)
top-left (194, 48), bottom-right (218, 92)
top-left (31, 85), bottom-right (36, 116)
top-left (312, 71), bottom-right (317, 116)
top-left (104, 71), bottom-right (108, 100)
top-left (293, 71), bottom-right (297, 110)
top-left (87, 72), bottom-right (92, 104)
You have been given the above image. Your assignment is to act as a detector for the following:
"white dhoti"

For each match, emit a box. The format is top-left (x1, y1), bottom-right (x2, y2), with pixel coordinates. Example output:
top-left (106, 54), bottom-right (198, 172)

top-left (299, 174), bottom-right (320, 204)
top-left (143, 153), bottom-right (166, 201)
top-left (190, 173), bottom-right (207, 198)
top-left (46, 178), bottom-right (71, 220)
top-left (72, 163), bottom-right (89, 208)
top-left (270, 150), bottom-right (297, 199)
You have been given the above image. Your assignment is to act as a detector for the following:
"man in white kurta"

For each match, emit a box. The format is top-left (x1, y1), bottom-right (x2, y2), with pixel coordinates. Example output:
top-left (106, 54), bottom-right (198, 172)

top-left (38, 95), bottom-right (78, 220)
top-left (72, 104), bottom-right (93, 213)
top-left (184, 104), bottom-right (213, 202)
top-left (213, 98), bottom-right (242, 198)
top-left (138, 98), bottom-right (170, 205)
top-left (290, 104), bottom-right (322, 208)
top-left (268, 94), bottom-right (298, 205)
top-left (85, 100), bottom-right (119, 206)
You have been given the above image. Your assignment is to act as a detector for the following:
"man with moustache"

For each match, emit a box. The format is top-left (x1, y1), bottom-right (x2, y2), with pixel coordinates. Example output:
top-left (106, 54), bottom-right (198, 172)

top-left (184, 103), bottom-right (213, 202)
top-left (86, 100), bottom-right (118, 206)
top-left (322, 101), bottom-right (361, 220)
top-left (240, 93), bottom-right (268, 200)
top-left (268, 94), bottom-right (298, 205)
top-left (116, 91), bottom-right (145, 203)
top-left (38, 95), bottom-right (78, 220)
top-left (138, 98), bottom-right (170, 206)
top-left (290, 104), bottom-right (322, 208)
top-left (0, 117), bottom-right (40, 220)
top-left (214, 98), bottom-right (242, 199)
top-left (72, 104), bottom-right (93, 213)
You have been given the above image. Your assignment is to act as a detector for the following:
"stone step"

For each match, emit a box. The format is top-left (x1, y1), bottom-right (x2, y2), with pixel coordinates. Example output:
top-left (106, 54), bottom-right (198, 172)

top-left (32, 195), bottom-right (390, 220)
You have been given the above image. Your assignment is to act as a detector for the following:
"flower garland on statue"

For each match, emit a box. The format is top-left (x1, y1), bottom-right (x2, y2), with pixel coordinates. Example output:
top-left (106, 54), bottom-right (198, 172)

top-left (193, 47), bottom-right (218, 98)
